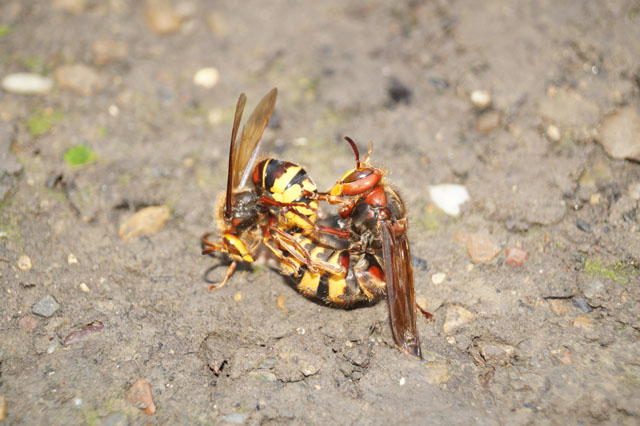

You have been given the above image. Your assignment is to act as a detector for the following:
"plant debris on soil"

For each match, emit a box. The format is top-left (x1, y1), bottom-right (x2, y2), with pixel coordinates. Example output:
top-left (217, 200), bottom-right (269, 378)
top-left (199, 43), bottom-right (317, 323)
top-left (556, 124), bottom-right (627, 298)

top-left (1, 0), bottom-right (639, 425)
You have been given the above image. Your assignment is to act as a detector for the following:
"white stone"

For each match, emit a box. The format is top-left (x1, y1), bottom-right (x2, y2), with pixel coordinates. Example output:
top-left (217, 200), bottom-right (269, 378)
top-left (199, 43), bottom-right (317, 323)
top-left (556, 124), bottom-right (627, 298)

top-left (193, 67), bottom-right (219, 89)
top-left (2, 73), bottom-right (54, 95)
top-left (546, 124), bottom-right (561, 142)
top-left (18, 255), bottom-right (32, 271)
top-left (470, 90), bottom-right (491, 109)
top-left (428, 184), bottom-right (470, 216)
top-left (431, 272), bottom-right (446, 285)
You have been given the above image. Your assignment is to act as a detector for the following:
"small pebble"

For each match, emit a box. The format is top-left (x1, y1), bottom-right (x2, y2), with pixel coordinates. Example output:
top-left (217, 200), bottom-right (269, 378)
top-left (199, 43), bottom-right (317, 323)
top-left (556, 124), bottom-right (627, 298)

top-left (18, 315), bottom-right (38, 332)
top-left (67, 253), bottom-right (79, 264)
top-left (55, 64), bottom-right (101, 96)
top-left (546, 124), bottom-right (561, 141)
top-left (119, 205), bottom-right (170, 240)
top-left (572, 296), bottom-right (592, 313)
top-left (47, 340), bottom-right (59, 354)
top-left (573, 316), bottom-right (594, 330)
top-left (470, 90), bottom-right (491, 109)
top-left (276, 295), bottom-right (288, 313)
top-left (422, 362), bottom-right (450, 385)
top-left (2, 73), bottom-right (54, 95)
top-left (182, 157), bottom-right (194, 168)
top-left (92, 40), bottom-right (129, 66)
top-left (589, 193), bottom-right (601, 205)
top-left (301, 364), bottom-right (319, 377)
top-left (78, 282), bottom-right (90, 292)
top-left (399, 377), bottom-right (406, 386)
top-left (576, 219), bottom-right (591, 233)
top-left (144, 0), bottom-right (183, 34)
top-left (248, 371), bottom-right (277, 382)
top-left (598, 106), bottom-right (640, 162)
top-left (108, 105), bottom-right (120, 117)
top-left (455, 232), bottom-right (500, 263)
top-left (18, 255), bottom-right (32, 271)
top-left (128, 378), bottom-right (156, 415)
top-left (387, 78), bottom-right (412, 104)
top-left (553, 349), bottom-right (572, 365)
top-left (431, 273), bottom-right (446, 285)
top-left (428, 184), bottom-right (470, 216)
top-left (63, 321), bottom-right (104, 346)
top-left (476, 110), bottom-right (501, 133)
top-left (72, 397), bottom-right (83, 409)
top-left (193, 67), bottom-right (219, 89)
top-left (442, 305), bottom-right (475, 333)
top-left (505, 247), bottom-right (529, 267)
top-left (32, 295), bottom-right (60, 318)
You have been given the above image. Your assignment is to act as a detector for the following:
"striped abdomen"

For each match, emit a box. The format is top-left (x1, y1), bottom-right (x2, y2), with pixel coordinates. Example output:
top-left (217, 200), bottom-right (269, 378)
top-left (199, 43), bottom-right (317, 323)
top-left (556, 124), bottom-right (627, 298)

top-left (281, 234), bottom-right (387, 306)
top-left (253, 159), bottom-right (319, 231)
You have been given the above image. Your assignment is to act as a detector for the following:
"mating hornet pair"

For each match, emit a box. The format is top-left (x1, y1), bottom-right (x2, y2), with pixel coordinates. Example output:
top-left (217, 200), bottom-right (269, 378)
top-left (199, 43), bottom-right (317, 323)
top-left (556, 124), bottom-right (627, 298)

top-left (201, 88), bottom-right (423, 357)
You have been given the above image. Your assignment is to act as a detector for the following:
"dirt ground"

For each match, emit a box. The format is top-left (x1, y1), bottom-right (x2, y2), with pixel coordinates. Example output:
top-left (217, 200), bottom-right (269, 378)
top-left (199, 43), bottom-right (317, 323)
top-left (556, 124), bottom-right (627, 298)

top-left (1, 0), bottom-right (640, 424)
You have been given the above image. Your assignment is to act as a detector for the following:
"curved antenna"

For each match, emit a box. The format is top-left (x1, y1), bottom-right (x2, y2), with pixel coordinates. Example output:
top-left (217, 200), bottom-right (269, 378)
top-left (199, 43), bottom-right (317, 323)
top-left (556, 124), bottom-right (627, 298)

top-left (344, 136), bottom-right (360, 169)
top-left (225, 93), bottom-right (247, 219)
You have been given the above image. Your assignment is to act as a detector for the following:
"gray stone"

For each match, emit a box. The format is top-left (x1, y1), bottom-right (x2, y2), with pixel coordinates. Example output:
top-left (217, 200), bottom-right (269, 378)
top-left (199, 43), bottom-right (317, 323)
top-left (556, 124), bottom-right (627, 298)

top-left (32, 295), bottom-right (60, 318)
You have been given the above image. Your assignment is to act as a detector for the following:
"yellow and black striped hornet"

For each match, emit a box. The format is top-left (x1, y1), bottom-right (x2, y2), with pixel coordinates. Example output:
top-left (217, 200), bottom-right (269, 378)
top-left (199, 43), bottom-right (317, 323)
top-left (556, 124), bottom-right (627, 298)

top-left (201, 88), bottom-right (348, 289)
top-left (280, 231), bottom-right (388, 307)
top-left (307, 136), bottom-right (424, 358)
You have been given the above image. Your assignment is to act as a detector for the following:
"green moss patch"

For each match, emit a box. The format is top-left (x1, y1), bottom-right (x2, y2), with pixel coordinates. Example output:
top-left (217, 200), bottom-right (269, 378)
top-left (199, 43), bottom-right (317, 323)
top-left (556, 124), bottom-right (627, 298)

top-left (27, 109), bottom-right (64, 136)
top-left (64, 145), bottom-right (97, 167)
top-left (584, 258), bottom-right (637, 283)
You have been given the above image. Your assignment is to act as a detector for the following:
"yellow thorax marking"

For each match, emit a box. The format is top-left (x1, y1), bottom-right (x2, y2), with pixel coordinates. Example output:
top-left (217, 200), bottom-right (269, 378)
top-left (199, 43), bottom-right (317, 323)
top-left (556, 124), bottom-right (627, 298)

top-left (271, 165), bottom-right (302, 194)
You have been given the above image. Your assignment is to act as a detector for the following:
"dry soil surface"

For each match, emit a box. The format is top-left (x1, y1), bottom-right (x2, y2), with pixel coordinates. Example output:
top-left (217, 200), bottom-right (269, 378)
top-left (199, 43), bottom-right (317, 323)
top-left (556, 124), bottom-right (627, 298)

top-left (1, 0), bottom-right (640, 425)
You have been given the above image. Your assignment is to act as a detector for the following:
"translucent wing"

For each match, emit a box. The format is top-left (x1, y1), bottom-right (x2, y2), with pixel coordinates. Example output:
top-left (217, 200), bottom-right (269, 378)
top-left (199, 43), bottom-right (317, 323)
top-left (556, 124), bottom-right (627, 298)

top-left (380, 222), bottom-right (422, 358)
top-left (233, 88), bottom-right (277, 189)
top-left (224, 93), bottom-right (247, 218)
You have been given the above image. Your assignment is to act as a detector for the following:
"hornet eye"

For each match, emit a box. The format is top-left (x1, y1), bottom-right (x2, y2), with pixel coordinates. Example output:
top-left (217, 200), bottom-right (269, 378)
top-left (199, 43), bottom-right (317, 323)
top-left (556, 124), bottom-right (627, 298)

top-left (344, 168), bottom-right (373, 183)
